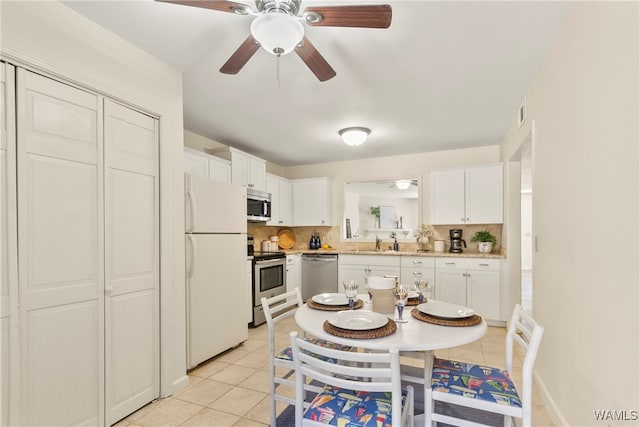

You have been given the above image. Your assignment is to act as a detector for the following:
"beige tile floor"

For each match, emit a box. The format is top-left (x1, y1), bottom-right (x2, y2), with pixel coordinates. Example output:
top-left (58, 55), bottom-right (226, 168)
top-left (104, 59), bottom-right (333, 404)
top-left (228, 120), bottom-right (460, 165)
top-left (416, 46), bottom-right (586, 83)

top-left (115, 318), bottom-right (554, 427)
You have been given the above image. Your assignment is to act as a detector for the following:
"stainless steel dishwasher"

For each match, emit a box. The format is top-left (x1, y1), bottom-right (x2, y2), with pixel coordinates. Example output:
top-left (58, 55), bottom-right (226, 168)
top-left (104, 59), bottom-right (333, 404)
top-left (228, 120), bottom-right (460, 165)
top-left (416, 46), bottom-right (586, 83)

top-left (301, 254), bottom-right (338, 301)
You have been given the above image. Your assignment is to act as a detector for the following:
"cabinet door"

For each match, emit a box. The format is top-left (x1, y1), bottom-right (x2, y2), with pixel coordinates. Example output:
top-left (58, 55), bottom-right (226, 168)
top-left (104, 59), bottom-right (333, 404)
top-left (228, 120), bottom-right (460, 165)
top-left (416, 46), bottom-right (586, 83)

top-left (104, 100), bottom-right (159, 424)
top-left (430, 168), bottom-right (465, 224)
top-left (338, 264), bottom-right (369, 294)
top-left (465, 164), bottom-right (503, 224)
top-left (466, 270), bottom-right (501, 320)
top-left (231, 150), bottom-right (250, 187)
top-left (184, 149), bottom-right (209, 178)
top-left (293, 177), bottom-right (332, 226)
top-left (208, 157), bottom-right (231, 183)
top-left (286, 255), bottom-right (299, 293)
top-left (249, 157), bottom-right (266, 191)
top-left (17, 69), bottom-right (103, 426)
top-left (266, 174), bottom-right (280, 226)
top-left (279, 178), bottom-right (293, 226)
top-left (435, 270), bottom-right (467, 306)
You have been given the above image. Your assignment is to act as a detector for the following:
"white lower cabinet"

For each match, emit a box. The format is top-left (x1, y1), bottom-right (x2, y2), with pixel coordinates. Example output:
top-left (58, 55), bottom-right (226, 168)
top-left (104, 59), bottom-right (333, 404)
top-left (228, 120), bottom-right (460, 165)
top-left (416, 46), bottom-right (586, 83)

top-left (286, 254), bottom-right (300, 293)
top-left (400, 256), bottom-right (435, 299)
top-left (435, 258), bottom-right (502, 321)
top-left (4, 67), bottom-right (160, 425)
top-left (338, 255), bottom-right (400, 293)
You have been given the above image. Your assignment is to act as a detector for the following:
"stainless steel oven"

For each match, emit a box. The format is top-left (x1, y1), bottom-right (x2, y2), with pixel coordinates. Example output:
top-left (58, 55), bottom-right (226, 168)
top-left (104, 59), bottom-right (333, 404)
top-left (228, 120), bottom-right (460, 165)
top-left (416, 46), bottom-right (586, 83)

top-left (252, 252), bottom-right (286, 326)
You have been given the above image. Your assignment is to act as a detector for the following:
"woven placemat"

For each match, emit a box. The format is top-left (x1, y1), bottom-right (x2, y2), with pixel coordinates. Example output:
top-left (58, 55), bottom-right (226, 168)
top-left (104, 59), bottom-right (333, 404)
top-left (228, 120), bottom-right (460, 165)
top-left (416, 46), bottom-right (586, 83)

top-left (406, 297), bottom-right (424, 306)
top-left (411, 308), bottom-right (483, 327)
top-left (306, 298), bottom-right (364, 311)
top-left (323, 318), bottom-right (397, 339)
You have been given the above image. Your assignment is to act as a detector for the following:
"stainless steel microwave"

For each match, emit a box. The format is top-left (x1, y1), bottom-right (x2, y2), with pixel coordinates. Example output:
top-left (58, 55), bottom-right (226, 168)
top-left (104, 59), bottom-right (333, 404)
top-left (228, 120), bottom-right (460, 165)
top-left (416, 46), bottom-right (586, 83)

top-left (247, 188), bottom-right (271, 222)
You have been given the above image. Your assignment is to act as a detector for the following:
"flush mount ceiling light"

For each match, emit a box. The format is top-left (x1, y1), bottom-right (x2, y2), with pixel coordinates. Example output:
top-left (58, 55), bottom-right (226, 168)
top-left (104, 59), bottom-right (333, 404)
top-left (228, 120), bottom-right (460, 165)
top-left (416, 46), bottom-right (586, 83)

top-left (339, 127), bottom-right (371, 146)
top-left (250, 13), bottom-right (304, 56)
top-left (395, 179), bottom-right (412, 190)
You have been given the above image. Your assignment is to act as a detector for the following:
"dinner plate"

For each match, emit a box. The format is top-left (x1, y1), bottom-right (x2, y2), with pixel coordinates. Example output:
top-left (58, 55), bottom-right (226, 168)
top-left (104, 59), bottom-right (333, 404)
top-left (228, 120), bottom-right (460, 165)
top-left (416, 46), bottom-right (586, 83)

top-left (328, 311), bottom-right (388, 331)
top-left (417, 301), bottom-right (475, 319)
top-left (312, 293), bottom-right (349, 306)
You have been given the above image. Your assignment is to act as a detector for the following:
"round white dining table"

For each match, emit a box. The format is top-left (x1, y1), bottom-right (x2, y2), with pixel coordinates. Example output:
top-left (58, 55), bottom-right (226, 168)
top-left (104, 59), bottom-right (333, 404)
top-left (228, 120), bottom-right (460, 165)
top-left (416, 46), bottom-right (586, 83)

top-left (295, 297), bottom-right (488, 427)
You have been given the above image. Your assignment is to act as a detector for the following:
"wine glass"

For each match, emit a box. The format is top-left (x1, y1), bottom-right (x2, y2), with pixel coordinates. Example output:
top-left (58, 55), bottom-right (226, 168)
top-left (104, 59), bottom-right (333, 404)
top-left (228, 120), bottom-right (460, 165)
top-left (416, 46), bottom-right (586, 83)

top-left (414, 279), bottom-right (429, 304)
top-left (343, 280), bottom-right (358, 310)
top-left (394, 285), bottom-right (409, 323)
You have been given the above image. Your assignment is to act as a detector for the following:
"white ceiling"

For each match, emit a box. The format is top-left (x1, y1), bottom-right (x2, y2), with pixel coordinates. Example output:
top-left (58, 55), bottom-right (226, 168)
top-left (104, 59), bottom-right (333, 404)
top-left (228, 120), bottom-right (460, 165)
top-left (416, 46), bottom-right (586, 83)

top-left (63, 0), bottom-right (573, 166)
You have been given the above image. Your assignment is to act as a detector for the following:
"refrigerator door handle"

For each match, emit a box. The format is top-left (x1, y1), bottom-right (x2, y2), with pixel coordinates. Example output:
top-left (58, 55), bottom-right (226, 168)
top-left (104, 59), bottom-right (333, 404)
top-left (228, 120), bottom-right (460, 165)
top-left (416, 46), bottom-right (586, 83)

top-left (186, 234), bottom-right (196, 278)
top-left (186, 177), bottom-right (196, 232)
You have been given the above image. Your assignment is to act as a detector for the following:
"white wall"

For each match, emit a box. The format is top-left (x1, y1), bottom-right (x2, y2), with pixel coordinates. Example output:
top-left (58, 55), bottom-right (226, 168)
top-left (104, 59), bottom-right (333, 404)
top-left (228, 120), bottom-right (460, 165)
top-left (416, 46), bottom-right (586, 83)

top-left (501, 2), bottom-right (639, 425)
top-left (1, 0), bottom-right (188, 408)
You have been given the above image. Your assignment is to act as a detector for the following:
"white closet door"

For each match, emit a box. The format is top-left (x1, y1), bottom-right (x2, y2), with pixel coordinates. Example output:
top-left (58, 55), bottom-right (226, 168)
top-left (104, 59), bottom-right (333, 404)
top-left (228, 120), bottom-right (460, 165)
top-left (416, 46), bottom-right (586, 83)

top-left (17, 69), bottom-right (104, 426)
top-left (104, 100), bottom-right (159, 424)
top-left (1, 62), bottom-right (17, 427)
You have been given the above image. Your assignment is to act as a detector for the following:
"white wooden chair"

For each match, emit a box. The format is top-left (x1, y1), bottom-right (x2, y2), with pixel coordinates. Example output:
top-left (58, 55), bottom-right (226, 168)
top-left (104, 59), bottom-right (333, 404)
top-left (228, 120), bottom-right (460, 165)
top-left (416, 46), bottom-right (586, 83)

top-left (261, 288), bottom-right (348, 427)
top-left (425, 304), bottom-right (544, 427)
top-left (290, 330), bottom-right (414, 427)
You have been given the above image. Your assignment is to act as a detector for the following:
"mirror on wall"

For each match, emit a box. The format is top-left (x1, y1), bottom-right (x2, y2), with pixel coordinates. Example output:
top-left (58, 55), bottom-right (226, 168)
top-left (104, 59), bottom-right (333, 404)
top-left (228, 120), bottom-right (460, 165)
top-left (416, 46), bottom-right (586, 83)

top-left (343, 178), bottom-right (420, 241)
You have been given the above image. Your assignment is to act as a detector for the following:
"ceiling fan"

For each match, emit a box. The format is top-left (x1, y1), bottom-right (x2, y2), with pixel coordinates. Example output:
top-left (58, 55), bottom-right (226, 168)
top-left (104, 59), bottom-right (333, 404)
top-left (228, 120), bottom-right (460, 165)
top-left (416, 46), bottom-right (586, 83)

top-left (376, 179), bottom-right (419, 190)
top-left (156, 0), bottom-right (392, 81)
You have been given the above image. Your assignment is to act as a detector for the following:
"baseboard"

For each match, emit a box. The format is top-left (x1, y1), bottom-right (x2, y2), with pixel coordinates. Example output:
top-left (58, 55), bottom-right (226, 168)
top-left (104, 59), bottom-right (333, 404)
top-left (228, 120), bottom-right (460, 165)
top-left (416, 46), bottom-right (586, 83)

top-left (165, 374), bottom-right (189, 398)
top-left (534, 369), bottom-right (568, 426)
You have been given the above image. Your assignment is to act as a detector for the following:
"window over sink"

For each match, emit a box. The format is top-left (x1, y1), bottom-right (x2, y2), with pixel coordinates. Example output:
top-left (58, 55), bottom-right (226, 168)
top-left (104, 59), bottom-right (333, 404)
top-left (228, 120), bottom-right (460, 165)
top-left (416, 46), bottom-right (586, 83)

top-left (342, 178), bottom-right (420, 242)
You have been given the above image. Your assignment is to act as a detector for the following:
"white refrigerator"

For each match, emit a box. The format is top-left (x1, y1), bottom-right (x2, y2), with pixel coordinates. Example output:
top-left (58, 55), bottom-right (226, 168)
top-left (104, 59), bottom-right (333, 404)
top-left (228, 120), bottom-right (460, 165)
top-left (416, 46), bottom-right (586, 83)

top-left (185, 174), bottom-right (248, 369)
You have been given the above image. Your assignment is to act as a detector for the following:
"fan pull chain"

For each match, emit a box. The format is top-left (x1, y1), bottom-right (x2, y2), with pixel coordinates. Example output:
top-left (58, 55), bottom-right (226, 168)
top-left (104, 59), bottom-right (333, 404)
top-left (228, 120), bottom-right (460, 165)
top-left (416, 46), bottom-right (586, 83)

top-left (276, 55), bottom-right (281, 88)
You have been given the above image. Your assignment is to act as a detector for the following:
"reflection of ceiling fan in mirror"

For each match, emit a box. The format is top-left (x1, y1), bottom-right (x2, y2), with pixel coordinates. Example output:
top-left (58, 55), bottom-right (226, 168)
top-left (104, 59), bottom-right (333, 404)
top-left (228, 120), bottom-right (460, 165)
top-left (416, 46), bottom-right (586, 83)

top-left (156, 0), bottom-right (392, 81)
top-left (376, 179), bottom-right (419, 190)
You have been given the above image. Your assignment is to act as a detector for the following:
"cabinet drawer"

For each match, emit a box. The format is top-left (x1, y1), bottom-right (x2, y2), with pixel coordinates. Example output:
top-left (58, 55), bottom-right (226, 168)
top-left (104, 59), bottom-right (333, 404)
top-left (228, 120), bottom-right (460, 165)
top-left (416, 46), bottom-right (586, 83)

top-left (338, 254), bottom-right (400, 267)
top-left (400, 256), bottom-right (435, 268)
top-left (435, 257), bottom-right (500, 271)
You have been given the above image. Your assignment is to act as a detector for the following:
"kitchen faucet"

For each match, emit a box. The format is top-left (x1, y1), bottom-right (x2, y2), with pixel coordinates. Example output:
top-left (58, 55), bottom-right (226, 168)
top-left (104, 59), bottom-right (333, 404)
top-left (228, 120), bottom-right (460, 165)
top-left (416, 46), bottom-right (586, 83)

top-left (375, 235), bottom-right (382, 251)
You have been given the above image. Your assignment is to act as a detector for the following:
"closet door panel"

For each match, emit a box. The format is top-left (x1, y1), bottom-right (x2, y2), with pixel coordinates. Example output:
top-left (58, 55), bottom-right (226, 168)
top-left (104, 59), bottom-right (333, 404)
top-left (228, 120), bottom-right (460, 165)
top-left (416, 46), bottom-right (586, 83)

top-left (24, 72), bottom-right (97, 164)
top-left (17, 69), bottom-right (103, 426)
top-left (26, 301), bottom-right (99, 426)
top-left (24, 155), bottom-right (98, 307)
top-left (104, 100), bottom-right (159, 424)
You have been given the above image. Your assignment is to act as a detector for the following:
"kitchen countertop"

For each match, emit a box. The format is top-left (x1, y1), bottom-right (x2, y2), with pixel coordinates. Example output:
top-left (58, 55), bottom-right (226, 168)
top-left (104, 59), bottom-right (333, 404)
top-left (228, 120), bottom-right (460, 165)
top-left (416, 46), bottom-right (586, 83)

top-left (282, 249), bottom-right (505, 259)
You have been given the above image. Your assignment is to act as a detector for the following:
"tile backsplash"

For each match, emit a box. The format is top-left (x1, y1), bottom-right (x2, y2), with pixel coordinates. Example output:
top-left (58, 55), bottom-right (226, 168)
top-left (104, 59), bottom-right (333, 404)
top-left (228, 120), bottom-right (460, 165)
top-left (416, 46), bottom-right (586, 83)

top-left (248, 223), bottom-right (503, 254)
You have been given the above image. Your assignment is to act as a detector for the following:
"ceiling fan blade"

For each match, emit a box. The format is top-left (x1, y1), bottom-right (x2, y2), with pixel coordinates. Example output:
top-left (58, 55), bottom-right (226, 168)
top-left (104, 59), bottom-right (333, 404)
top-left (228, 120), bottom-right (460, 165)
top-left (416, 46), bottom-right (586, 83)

top-left (220, 35), bottom-right (260, 74)
top-left (155, 0), bottom-right (252, 15)
top-left (302, 5), bottom-right (392, 28)
top-left (294, 36), bottom-right (336, 82)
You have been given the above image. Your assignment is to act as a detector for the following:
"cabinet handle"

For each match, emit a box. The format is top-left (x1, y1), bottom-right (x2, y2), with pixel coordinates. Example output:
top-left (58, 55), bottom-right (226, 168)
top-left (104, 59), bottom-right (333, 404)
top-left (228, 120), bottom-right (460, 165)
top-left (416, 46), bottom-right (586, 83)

top-left (412, 260), bottom-right (422, 265)
top-left (322, 220), bottom-right (325, 224)
top-left (460, 218), bottom-right (465, 222)
top-left (466, 217), bottom-right (470, 222)
top-left (278, 220), bottom-right (283, 224)
top-left (412, 272), bottom-right (423, 276)
top-left (479, 263), bottom-right (489, 267)
top-left (445, 262), bottom-right (455, 266)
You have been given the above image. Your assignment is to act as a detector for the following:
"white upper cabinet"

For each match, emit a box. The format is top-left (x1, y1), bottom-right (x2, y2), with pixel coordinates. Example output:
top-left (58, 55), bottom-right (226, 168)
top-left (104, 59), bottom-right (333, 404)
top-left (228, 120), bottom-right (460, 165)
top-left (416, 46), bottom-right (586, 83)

top-left (229, 148), bottom-right (266, 192)
top-left (267, 173), bottom-right (292, 226)
top-left (292, 177), bottom-right (333, 226)
top-left (184, 147), bottom-right (231, 183)
top-left (430, 163), bottom-right (503, 224)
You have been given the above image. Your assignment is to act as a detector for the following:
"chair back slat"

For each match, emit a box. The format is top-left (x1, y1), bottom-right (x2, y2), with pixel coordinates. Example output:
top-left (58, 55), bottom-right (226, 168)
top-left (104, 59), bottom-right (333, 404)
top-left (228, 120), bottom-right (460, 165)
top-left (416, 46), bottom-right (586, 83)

top-left (290, 331), bottom-right (412, 427)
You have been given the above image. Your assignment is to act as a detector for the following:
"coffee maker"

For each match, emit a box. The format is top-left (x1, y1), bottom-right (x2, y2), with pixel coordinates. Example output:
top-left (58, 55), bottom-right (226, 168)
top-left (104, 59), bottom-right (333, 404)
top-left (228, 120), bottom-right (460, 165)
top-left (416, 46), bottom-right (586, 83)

top-left (449, 229), bottom-right (467, 253)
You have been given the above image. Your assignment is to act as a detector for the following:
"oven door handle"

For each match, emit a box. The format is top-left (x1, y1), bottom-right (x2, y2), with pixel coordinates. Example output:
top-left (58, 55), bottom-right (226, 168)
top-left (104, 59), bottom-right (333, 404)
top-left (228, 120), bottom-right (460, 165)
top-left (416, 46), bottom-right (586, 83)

top-left (255, 258), bottom-right (284, 267)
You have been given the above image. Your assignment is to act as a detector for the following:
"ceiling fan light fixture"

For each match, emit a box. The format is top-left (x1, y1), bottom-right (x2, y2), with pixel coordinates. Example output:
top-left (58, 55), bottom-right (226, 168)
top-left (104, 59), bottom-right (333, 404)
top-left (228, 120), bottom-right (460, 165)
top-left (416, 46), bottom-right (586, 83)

top-left (250, 13), bottom-right (304, 56)
top-left (339, 127), bottom-right (370, 146)
top-left (395, 179), bottom-right (412, 190)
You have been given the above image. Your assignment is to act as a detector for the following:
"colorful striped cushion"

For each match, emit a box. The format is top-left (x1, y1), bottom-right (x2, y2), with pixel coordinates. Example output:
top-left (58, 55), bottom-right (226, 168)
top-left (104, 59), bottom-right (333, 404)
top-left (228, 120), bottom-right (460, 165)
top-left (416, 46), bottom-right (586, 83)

top-left (431, 358), bottom-right (521, 408)
top-left (304, 385), bottom-right (408, 426)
